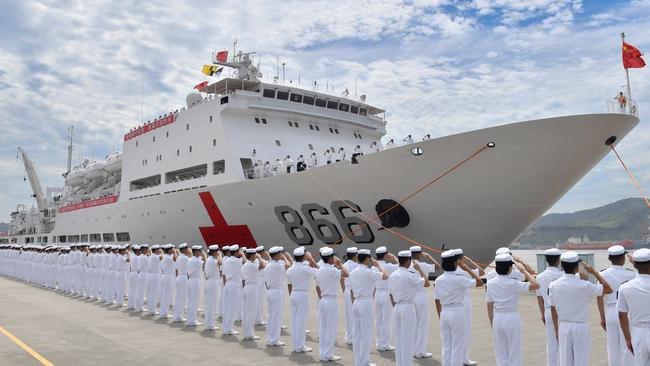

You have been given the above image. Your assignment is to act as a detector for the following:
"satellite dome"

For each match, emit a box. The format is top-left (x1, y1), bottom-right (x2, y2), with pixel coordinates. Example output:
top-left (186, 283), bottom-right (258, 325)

top-left (186, 92), bottom-right (202, 108)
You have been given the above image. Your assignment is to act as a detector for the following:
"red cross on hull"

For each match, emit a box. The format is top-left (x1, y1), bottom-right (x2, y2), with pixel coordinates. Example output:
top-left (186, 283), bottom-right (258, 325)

top-left (198, 191), bottom-right (258, 248)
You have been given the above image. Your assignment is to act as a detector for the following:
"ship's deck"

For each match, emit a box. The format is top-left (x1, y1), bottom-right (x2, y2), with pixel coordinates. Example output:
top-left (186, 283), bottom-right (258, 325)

top-left (0, 276), bottom-right (610, 366)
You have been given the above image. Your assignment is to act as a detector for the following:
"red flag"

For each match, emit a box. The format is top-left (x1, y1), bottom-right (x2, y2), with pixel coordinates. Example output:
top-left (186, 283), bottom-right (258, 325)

top-left (622, 42), bottom-right (646, 69)
top-left (216, 50), bottom-right (228, 63)
top-left (194, 81), bottom-right (209, 90)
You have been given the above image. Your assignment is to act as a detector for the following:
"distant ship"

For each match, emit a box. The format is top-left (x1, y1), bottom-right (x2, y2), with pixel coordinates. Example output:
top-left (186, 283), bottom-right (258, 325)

top-left (560, 238), bottom-right (636, 250)
top-left (2, 49), bottom-right (640, 264)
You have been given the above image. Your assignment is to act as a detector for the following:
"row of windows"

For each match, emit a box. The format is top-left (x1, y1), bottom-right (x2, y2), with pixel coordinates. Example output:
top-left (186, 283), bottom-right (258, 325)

top-left (263, 88), bottom-right (368, 116)
top-left (130, 160), bottom-right (226, 191)
top-left (49, 232), bottom-right (131, 244)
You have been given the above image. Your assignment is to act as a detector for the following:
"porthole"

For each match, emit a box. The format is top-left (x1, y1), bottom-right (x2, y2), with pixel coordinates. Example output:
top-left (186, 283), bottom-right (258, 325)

top-left (411, 147), bottom-right (423, 156)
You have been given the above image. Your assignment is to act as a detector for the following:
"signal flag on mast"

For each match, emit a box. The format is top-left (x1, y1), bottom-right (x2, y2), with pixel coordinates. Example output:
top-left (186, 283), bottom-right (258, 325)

top-left (201, 65), bottom-right (224, 77)
top-left (194, 81), bottom-right (209, 90)
top-left (215, 50), bottom-right (229, 63)
top-left (622, 42), bottom-right (646, 69)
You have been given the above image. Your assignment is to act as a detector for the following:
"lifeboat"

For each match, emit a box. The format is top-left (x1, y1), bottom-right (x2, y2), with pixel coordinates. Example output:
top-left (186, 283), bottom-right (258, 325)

top-left (103, 152), bottom-right (122, 173)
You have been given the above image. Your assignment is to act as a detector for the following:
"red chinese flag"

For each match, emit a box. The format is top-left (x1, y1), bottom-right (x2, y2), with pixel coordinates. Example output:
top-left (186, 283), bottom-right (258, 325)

top-left (194, 81), bottom-right (209, 90)
top-left (216, 50), bottom-right (228, 63)
top-left (622, 42), bottom-right (646, 69)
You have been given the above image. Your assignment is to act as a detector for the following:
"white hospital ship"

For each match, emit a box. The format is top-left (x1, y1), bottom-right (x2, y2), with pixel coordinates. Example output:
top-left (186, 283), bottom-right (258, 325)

top-left (4, 50), bottom-right (640, 263)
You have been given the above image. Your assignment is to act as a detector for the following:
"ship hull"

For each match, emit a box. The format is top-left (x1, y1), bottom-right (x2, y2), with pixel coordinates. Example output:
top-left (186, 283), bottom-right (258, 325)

top-left (16, 113), bottom-right (638, 264)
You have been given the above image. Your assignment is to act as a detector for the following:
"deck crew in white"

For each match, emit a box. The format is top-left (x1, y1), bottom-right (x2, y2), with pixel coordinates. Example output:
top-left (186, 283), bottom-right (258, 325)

top-left (549, 251), bottom-right (613, 366)
top-left (264, 246), bottom-right (292, 346)
top-left (486, 253), bottom-right (539, 366)
top-left (114, 245), bottom-right (129, 306)
top-left (315, 246), bottom-right (348, 362)
top-left (486, 247), bottom-right (526, 281)
top-left (409, 245), bottom-right (437, 358)
top-left (186, 245), bottom-right (205, 326)
top-left (203, 245), bottom-right (221, 330)
top-left (617, 248), bottom-right (650, 366)
top-left (172, 243), bottom-right (190, 322)
top-left (127, 246), bottom-right (139, 309)
top-left (135, 244), bottom-right (149, 312)
top-left (254, 246), bottom-right (269, 326)
top-left (242, 248), bottom-right (266, 340)
top-left (159, 244), bottom-right (176, 318)
top-left (287, 247), bottom-right (319, 353)
top-left (222, 245), bottom-right (243, 335)
top-left (389, 250), bottom-right (428, 366)
top-left (374, 246), bottom-right (399, 352)
top-left (349, 248), bottom-right (388, 366)
top-left (147, 245), bottom-right (162, 315)
top-left (454, 249), bottom-right (485, 366)
top-left (434, 249), bottom-right (484, 366)
top-left (597, 245), bottom-right (636, 366)
top-left (535, 248), bottom-right (564, 366)
top-left (342, 247), bottom-right (359, 344)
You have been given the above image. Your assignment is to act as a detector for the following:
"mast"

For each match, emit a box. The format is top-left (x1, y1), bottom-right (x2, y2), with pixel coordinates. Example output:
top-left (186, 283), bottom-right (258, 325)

top-left (17, 146), bottom-right (47, 213)
top-left (621, 32), bottom-right (632, 109)
top-left (66, 125), bottom-right (73, 174)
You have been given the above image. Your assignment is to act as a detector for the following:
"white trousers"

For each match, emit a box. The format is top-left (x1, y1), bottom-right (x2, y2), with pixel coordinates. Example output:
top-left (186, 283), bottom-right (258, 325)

top-left (159, 274), bottom-right (174, 317)
top-left (492, 312), bottom-right (523, 366)
top-left (290, 291), bottom-right (309, 352)
top-left (318, 297), bottom-right (338, 360)
top-left (604, 305), bottom-right (635, 366)
top-left (186, 278), bottom-right (200, 325)
top-left (394, 303), bottom-right (417, 366)
top-left (147, 273), bottom-right (160, 314)
top-left (375, 290), bottom-right (393, 349)
top-left (544, 307), bottom-right (559, 366)
top-left (203, 279), bottom-right (219, 329)
top-left (352, 298), bottom-right (374, 366)
top-left (558, 321), bottom-right (591, 366)
top-left (414, 291), bottom-right (430, 356)
top-left (105, 270), bottom-right (115, 303)
top-left (462, 295), bottom-right (473, 361)
top-left (344, 287), bottom-right (354, 343)
top-left (266, 288), bottom-right (283, 344)
top-left (242, 284), bottom-right (257, 337)
top-left (114, 271), bottom-right (127, 305)
top-left (631, 326), bottom-right (650, 366)
top-left (136, 272), bottom-right (147, 310)
top-left (440, 306), bottom-right (465, 366)
top-left (221, 282), bottom-right (240, 332)
top-left (127, 272), bottom-right (138, 308)
top-left (255, 280), bottom-right (267, 323)
top-left (173, 276), bottom-right (188, 321)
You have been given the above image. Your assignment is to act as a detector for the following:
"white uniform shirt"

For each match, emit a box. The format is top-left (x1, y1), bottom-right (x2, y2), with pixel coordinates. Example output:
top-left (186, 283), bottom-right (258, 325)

top-left (549, 273), bottom-right (603, 322)
top-left (161, 254), bottom-right (174, 276)
top-left (204, 256), bottom-right (218, 280)
top-left (222, 256), bottom-right (243, 284)
top-left (412, 260), bottom-right (434, 293)
top-left (434, 271), bottom-right (476, 307)
top-left (486, 275), bottom-right (530, 312)
top-left (389, 267), bottom-right (424, 303)
top-left (287, 261), bottom-right (317, 291)
top-left (315, 263), bottom-right (342, 297)
top-left (264, 259), bottom-right (287, 289)
top-left (175, 254), bottom-right (189, 276)
top-left (376, 260), bottom-right (399, 291)
top-left (337, 149), bottom-right (346, 161)
top-left (617, 274), bottom-right (650, 326)
top-left (536, 266), bottom-right (563, 308)
top-left (148, 254), bottom-right (160, 274)
top-left (116, 254), bottom-right (128, 272)
top-left (187, 256), bottom-right (203, 279)
top-left (349, 265), bottom-right (382, 298)
top-left (343, 260), bottom-right (358, 289)
top-left (242, 259), bottom-right (260, 285)
top-left (600, 265), bottom-right (636, 305)
top-left (486, 266), bottom-right (525, 281)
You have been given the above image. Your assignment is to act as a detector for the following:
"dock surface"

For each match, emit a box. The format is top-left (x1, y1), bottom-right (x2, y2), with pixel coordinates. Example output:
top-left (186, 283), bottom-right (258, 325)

top-left (0, 276), bottom-right (609, 365)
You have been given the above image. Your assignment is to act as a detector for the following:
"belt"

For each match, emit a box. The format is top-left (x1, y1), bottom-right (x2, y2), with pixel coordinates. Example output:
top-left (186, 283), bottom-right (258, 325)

top-left (396, 301), bottom-right (414, 305)
top-left (375, 288), bottom-right (389, 292)
top-left (494, 310), bottom-right (518, 314)
top-left (633, 321), bottom-right (650, 328)
top-left (268, 287), bottom-right (283, 291)
top-left (321, 295), bottom-right (337, 299)
top-left (605, 303), bottom-right (617, 307)
top-left (292, 289), bottom-right (308, 292)
top-left (354, 295), bottom-right (371, 299)
top-left (245, 282), bottom-right (257, 286)
top-left (442, 303), bottom-right (463, 309)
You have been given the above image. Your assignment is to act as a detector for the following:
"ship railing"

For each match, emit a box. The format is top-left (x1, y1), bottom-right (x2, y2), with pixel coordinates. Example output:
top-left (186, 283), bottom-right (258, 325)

top-left (607, 98), bottom-right (638, 117)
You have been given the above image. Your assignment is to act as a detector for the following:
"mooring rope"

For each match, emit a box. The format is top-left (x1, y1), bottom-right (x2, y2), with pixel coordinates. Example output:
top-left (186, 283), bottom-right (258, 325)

top-left (609, 144), bottom-right (650, 208)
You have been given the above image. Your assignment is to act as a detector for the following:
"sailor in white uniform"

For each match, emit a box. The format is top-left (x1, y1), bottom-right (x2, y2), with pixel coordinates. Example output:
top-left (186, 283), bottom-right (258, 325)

top-left (324, 149), bottom-right (332, 164)
top-left (617, 248), bottom-right (650, 366)
top-left (172, 243), bottom-right (190, 322)
top-left (287, 247), bottom-right (319, 353)
top-left (349, 248), bottom-right (388, 366)
top-left (403, 134), bottom-right (413, 144)
top-left (135, 244), bottom-right (149, 312)
top-left (254, 246), bottom-right (269, 326)
top-left (308, 153), bottom-right (318, 168)
top-left (374, 246), bottom-right (399, 352)
top-left (186, 245), bottom-right (205, 326)
top-left (385, 138), bottom-right (395, 149)
top-left (114, 245), bottom-right (129, 306)
top-left (264, 246), bottom-right (292, 346)
top-left (434, 249), bottom-right (484, 366)
top-left (486, 247), bottom-right (525, 281)
top-left (127, 245), bottom-right (140, 310)
top-left (455, 249), bottom-right (485, 366)
top-left (315, 246), bottom-right (348, 362)
top-left (410, 245), bottom-right (438, 358)
top-left (147, 245), bottom-right (162, 315)
top-left (203, 245), bottom-right (221, 330)
top-left (336, 147), bottom-right (346, 162)
top-left (597, 245), bottom-right (636, 366)
top-left (549, 251), bottom-right (613, 366)
top-left (343, 247), bottom-right (359, 345)
top-left (242, 248), bottom-right (266, 340)
top-left (535, 248), bottom-right (564, 366)
top-left (389, 250), bottom-right (428, 366)
top-left (486, 253), bottom-right (539, 366)
top-left (159, 244), bottom-right (176, 318)
top-left (221, 245), bottom-right (243, 335)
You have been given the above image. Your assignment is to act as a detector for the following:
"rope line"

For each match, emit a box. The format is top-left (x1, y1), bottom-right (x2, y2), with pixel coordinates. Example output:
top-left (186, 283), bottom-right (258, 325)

top-left (609, 144), bottom-right (650, 208)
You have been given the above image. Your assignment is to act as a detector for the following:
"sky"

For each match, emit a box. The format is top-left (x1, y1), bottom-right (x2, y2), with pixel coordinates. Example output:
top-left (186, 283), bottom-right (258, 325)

top-left (0, 0), bottom-right (649, 222)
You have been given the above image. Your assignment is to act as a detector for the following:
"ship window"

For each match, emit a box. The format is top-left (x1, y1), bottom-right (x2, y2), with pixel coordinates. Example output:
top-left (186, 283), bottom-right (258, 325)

top-left (186, 124), bottom-right (190, 130)
top-left (276, 140), bottom-right (281, 147)
top-left (221, 96), bottom-right (228, 104)
top-left (213, 160), bottom-right (225, 175)
top-left (350, 105), bottom-right (359, 114)
top-left (329, 128), bottom-right (334, 133)
top-left (166, 131), bottom-right (169, 137)
top-left (58, 235), bottom-right (67, 243)
top-left (102, 233), bottom-right (115, 242)
top-left (338, 103), bottom-right (349, 112)
top-left (89, 233), bottom-right (101, 242)
top-left (116, 232), bottom-right (130, 242)
top-left (165, 164), bottom-right (207, 184)
top-left (308, 144), bottom-right (314, 150)
top-left (294, 122), bottom-right (299, 128)
top-left (189, 146), bottom-right (192, 153)
top-left (303, 95), bottom-right (315, 105)
top-left (262, 118), bottom-right (267, 124)
top-left (354, 133), bottom-right (358, 138)
top-left (358, 134), bottom-right (362, 139)
top-left (130, 174), bottom-right (161, 191)
top-left (209, 115), bottom-right (213, 122)
top-left (309, 125), bottom-right (313, 130)
top-left (136, 141), bottom-right (138, 147)
top-left (276, 91), bottom-right (289, 100)
top-left (359, 108), bottom-right (367, 116)
top-left (335, 129), bottom-right (339, 134)
top-left (80, 234), bottom-right (88, 242)
top-left (213, 139), bottom-right (216, 146)
top-left (327, 100), bottom-right (338, 110)
top-left (254, 117), bottom-right (260, 124)
top-left (42, 237), bottom-right (48, 243)
top-left (315, 125), bottom-right (320, 131)
top-left (153, 136), bottom-right (156, 142)
top-left (315, 98), bottom-right (326, 107)
top-left (263, 89), bottom-right (275, 98)
top-left (176, 149), bottom-right (179, 156)
top-left (290, 93), bottom-right (303, 103)
top-left (288, 121), bottom-right (293, 127)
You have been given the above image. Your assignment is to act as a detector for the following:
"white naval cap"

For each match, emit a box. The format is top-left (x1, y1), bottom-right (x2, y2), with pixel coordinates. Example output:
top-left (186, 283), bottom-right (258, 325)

top-left (320, 247), bottom-right (334, 256)
top-left (208, 245), bottom-right (219, 251)
top-left (293, 246), bottom-right (306, 256)
top-left (111, 245), bottom-right (118, 250)
top-left (151, 245), bottom-right (160, 250)
top-left (230, 245), bottom-right (240, 251)
top-left (140, 244), bottom-right (149, 248)
top-left (269, 246), bottom-right (281, 254)
top-left (358, 249), bottom-right (371, 255)
top-left (398, 250), bottom-right (412, 258)
top-left (495, 247), bottom-right (510, 255)
top-left (495, 253), bottom-right (512, 262)
top-left (544, 248), bottom-right (561, 256)
top-left (454, 248), bottom-right (464, 256)
top-left (441, 249), bottom-right (456, 259)
top-left (409, 245), bottom-right (422, 253)
top-left (133, 245), bottom-right (141, 250)
top-left (191, 245), bottom-right (202, 250)
top-left (178, 243), bottom-right (188, 249)
top-left (222, 246), bottom-right (231, 251)
top-left (346, 247), bottom-right (358, 254)
top-left (608, 245), bottom-right (626, 256)
top-left (278, 246), bottom-right (285, 252)
top-left (256, 246), bottom-right (265, 252)
top-left (560, 251), bottom-right (580, 263)
top-left (246, 248), bottom-right (257, 254)
top-left (163, 244), bottom-right (173, 249)
top-left (633, 248), bottom-right (650, 262)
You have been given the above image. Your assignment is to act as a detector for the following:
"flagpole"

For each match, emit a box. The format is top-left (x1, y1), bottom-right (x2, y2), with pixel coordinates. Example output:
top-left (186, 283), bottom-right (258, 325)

top-left (622, 32), bottom-right (632, 112)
